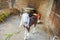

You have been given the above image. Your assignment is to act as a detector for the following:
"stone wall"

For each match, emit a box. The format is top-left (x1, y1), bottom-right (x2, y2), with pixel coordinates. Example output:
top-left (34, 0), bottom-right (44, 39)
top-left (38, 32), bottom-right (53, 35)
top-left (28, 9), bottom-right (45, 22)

top-left (14, 0), bottom-right (29, 11)
top-left (0, 0), bottom-right (9, 9)
top-left (49, 0), bottom-right (60, 38)
top-left (0, 0), bottom-right (29, 10)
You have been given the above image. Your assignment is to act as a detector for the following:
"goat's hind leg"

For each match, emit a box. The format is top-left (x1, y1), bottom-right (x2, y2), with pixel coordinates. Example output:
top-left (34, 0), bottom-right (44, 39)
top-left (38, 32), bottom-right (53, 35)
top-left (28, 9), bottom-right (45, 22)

top-left (24, 27), bottom-right (30, 40)
top-left (32, 23), bottom-right (36, 33)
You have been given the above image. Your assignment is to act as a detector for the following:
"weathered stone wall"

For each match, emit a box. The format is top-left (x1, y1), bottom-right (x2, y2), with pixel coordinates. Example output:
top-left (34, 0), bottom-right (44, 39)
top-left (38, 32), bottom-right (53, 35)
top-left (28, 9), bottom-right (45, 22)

top-left (14, 0), bottom-right (29, 11)
top-left (0, 0), bottom-right (9, 9)
top-left (0, 0), bottom-right (29, 10)
top-left (49, 0), bottom-right (60, 38)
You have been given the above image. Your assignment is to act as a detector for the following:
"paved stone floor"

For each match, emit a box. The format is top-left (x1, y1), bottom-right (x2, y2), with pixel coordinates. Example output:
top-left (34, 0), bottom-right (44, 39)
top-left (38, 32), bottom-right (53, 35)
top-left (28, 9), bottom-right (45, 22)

top-left (0, 15), bottom-right (53, 40)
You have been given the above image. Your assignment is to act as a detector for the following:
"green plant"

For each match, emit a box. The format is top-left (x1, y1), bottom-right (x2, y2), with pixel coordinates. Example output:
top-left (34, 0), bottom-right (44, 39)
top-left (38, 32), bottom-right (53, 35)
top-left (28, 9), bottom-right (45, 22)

top-left (5, 33), bottom-right (13, 40)
top-left (0, 14), bottom-right (5, 22)
top-left (0, 8), bottom-right (20, 23)
top-left (0, 11), bottom-right (10, 22)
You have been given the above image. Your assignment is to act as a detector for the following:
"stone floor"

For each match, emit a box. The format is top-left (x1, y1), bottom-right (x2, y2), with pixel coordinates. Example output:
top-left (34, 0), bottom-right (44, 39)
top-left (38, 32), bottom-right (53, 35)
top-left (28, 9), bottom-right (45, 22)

top-left (0, 15), bottom-right (53, 40)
